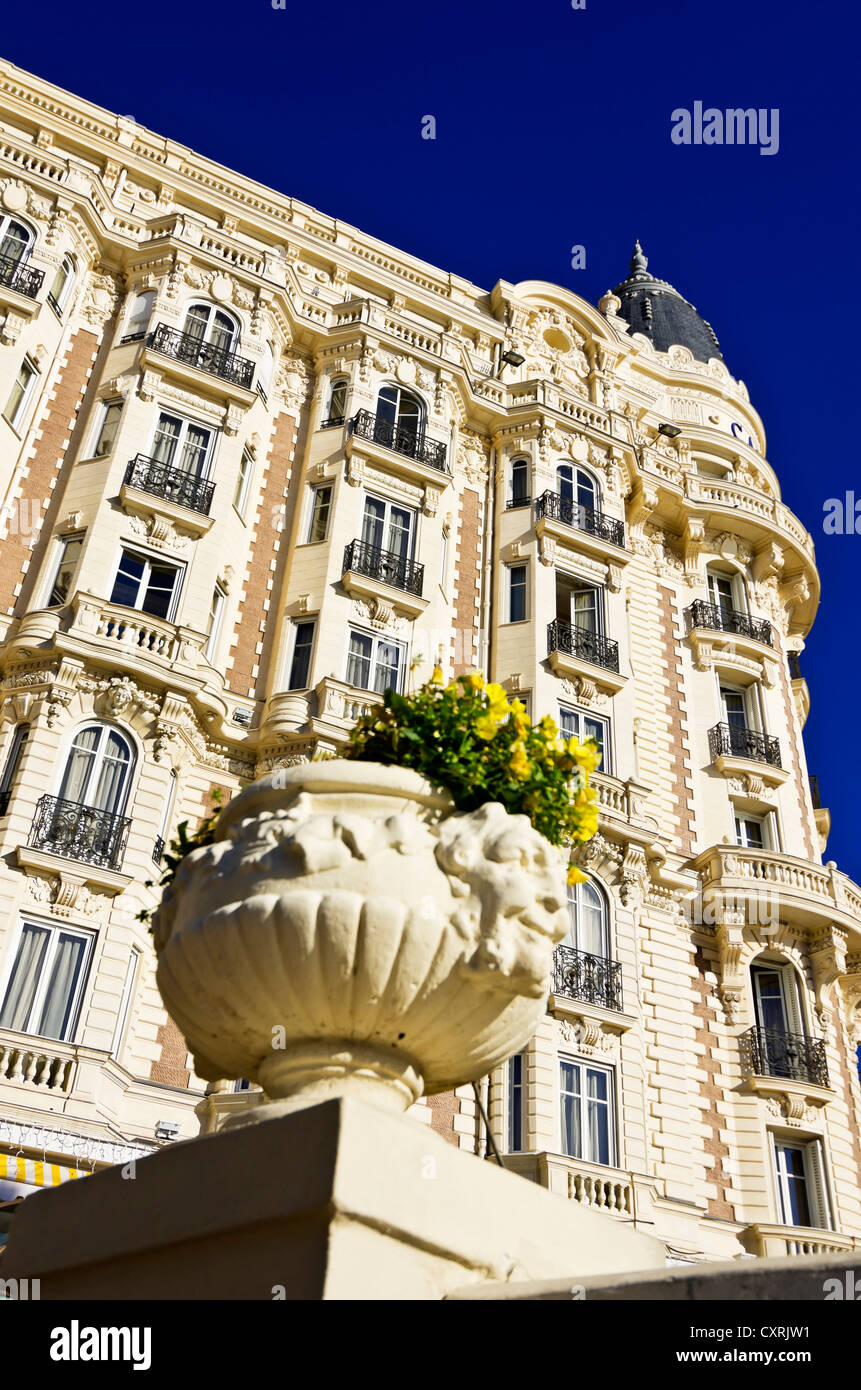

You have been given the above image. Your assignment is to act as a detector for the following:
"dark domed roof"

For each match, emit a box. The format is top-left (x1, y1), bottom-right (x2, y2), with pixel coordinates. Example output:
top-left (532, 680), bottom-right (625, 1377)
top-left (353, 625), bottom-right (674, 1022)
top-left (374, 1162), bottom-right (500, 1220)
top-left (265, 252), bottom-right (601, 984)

top-left (610, 242), bottom-right (723, 364)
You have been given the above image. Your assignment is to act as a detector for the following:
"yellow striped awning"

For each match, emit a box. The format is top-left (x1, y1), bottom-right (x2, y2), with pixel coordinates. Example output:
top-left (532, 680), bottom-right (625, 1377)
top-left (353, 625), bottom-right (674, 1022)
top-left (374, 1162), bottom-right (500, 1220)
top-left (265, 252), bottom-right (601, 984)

top-left (0, 1152), bottom-right (87, 1188)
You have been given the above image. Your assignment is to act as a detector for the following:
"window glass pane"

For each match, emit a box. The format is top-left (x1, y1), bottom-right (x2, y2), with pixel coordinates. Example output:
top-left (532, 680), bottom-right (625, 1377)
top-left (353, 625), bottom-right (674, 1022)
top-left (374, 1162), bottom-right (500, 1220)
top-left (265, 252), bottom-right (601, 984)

top-left (557, 464), bottom-right (574, 501)
top-left (361, 497), bottom-right (386, 550)
top-left (4, 360), bottom-right (35, 426)
top-left (387, 505), bottom-right (413, 558)
top-left (373, 640), bottom-right (402, 695)
top-left (0, 923), bottom-right (50, 1032)
top-left (142, 562), bottom-right (178, 619)
top-left (576, 469), bottom-right (596, 511)
top-left (508, 1054), bottom-right (523, 1151)
top-left (583, 716), bottom-right (605, 769)
top-left (0, 724), bottom-right (29, 801)
top-left (210, 311), bottom-right (236, 352)
top-left (511, 459), bottom-right (528, 502)
top-left (0, 221), bottom-right (30, 264)
top-left (308, 487), bottom-right (332, 542)
top-left (289, 622), bottom-right (315, 690)
top-left (178, 424), bottom-right (210, 476)
top-left (776, 1143), bottom-right (812, 1227)
top-left (35, 931), bottom-right (88, 1041)
top-left (152, 413), bottom-right (182, 465)
top-left (560, 1061), bottom-right (582, 1158)
top-left (48, 536), bottom-right (83, 607)
top-left (585, 1067), bottom-right (610, 1164)
top-left (722, 690), bottom-right (747, 728)
top-left (329, 381), bottom-right (347, 421)
top-left (509, 565), bottom-right (526, 622)
top-left (754, 969), bottom-right (788, 1034)
top-left (91, 731), bottom-right (131, 814)
top-left (346, 631), bottom-right (372, 689)
top-left (59, 726), bottom-right (100, 803)
top-left (183, 305), bottom-right (209, 341)
top-left (234, 452), bottom-right (252, 514)
top-left (376, 384), bottom-right (398, 424)
top-left (50, 258), bottom-right (72, 308)
top-left (559, 707), bottom-right (578, 739)
top-left (110, 551), bottom-right (145, 608)
top-left (571, 587), bottom-right (597, 632)
top-left (94, 401), bottom-right (122, 457)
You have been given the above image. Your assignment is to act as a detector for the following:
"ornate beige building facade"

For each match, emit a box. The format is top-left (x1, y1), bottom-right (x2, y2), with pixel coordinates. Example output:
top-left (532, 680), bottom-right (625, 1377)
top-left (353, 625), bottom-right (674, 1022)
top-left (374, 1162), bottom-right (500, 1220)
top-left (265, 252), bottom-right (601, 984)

top-left (0, 58), bottom-right (858, 1264)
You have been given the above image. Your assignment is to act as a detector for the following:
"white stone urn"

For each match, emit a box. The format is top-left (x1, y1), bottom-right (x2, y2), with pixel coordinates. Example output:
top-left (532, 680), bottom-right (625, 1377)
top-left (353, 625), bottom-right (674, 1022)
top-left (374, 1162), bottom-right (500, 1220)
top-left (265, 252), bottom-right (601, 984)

top-left (153, 761), bottom-right (570, 1118)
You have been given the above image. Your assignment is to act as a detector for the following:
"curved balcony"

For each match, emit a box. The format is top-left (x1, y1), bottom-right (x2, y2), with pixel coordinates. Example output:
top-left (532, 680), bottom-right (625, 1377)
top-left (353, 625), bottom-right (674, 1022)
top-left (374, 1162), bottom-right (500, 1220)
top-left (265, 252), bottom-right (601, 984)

top-left (28, 794), bottom-right (131, 871)
top-left (146, 322), bottom-right (255, 393)
top-left (708, 722), bottom-right (781, 768)
top-left (123, 455), bottom-right (215, 517)
top-left (739, 1025), bottom-right (829, 1089)
top-left (535, 491), bottom-right (626, 549)
top-left (552, 946), bottom-right (623, 1012)
top-left (686, 600), bottom-right (772, 647)
top-left (350, 409), bottom-right (448, 474)
top-left (693, 843), bottom-right (861, 943)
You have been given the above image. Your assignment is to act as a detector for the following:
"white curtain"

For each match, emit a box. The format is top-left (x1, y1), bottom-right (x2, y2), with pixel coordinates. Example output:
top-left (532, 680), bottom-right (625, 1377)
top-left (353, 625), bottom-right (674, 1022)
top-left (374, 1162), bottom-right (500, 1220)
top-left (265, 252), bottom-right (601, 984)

top-left (36, 932), bottom-right (87, 1040)
top-left (0, 924), bottom-right (50, 1032)
top-left (59, 727), bottom-right (99, 803)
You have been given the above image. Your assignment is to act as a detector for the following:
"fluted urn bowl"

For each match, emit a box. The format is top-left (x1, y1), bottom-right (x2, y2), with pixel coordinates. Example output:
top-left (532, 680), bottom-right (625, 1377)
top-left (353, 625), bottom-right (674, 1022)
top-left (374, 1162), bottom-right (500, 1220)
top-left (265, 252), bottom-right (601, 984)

top-left (153, 761), bottom-right (569, 1117)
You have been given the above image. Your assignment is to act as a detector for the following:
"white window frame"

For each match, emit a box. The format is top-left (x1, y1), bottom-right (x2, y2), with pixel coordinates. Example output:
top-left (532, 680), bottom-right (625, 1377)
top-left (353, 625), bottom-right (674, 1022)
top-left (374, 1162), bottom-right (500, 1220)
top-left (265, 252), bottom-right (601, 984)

top-left (735, 810), bottom-right (778, 851)
top-left (707, 566), bottom-right (747, 615)
top-left (204, 583), bottom-right (227, 662)
top-left (566, 579), bottom-right (604, 636)
top-left (556, 461), bottom-right (599, 512)
top-left (182, 301), bottom-right (241, 352)
top-left (233, 448), bottom-right (254, 518)
top-left (558, 704), bottom-right (610, 775)
top-left (751, 960), bottom-right (805, 1037)
top-left (361, 490), bottom-right (418, 560)
top-left (149, 409), bottom-right (217, 479)
top-left (506, 562), bottom-right (528, 623)
top-left (0, 214), bottom-right (35, 265)
top-left (124, 290), bottom-right (154, 340)
top-left (44, 531), bottom-right (85, 608)
top-left (287, 619), bottom-right (317, 691)
top-left (718, 679), bottom-right (762, 733)
top-left (510, 456), bottom-right (530, 505)
top-left (54, 721), bottom-right (136, 816)
top-left (110, 947), bottom-right (141, 1059)
top-left (48, 254), bottom-right (75, 315)
top-left (770, 1133), bottom-right (833, 1231)
top-left (0, 723), bottom-right (29, 813)
top-left (345, 626), bottom-right (407, 696)
top-left (3, 356), bottom-right (39, 433)
top-left (109, 545), bottom-right (185, 623)
top-left (305, 484), bottom-right (333, 544)
top-left (507, 1053), bottom-right (526, 1152)
top-left (89, 397), bottom-right (124, 459)
top-left (439, 526), bottom-right (449, 592)
top-left (558, 1054), bottom-right (616, 1167)
top-left (0, 916), bottom-right (95, 1044)
top-left (326, 377), bottom-right (349, 425)
top-left (564, 878), bottom-right (610, 959)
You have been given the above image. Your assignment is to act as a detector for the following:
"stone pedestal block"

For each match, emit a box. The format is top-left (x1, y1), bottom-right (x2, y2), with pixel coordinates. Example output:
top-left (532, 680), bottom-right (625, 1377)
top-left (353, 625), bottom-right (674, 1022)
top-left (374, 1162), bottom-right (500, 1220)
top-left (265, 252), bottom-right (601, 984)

top-left (2, 1097), bottom-right (663, 1300)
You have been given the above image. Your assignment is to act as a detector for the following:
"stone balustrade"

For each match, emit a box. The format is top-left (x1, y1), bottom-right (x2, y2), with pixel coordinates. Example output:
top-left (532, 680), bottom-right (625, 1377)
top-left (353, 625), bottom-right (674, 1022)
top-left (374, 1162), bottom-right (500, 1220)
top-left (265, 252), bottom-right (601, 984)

top-left (0, 1029), bottom-right (77, 1092)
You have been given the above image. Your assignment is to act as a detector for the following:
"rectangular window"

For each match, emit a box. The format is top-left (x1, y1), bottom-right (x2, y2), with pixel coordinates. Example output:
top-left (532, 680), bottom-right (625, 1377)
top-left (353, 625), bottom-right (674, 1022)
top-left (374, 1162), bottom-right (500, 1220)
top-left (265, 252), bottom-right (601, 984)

top-left (110, 549), bottom-right (182, 620)
top-left (440, 529), bottom-right (448, 589)
top-left (508, 1053), bottom-right (525, 1152)
top-left (361, 494), bottom-right (416, 559)
top-left (151, 411), bottom-right (214, 477)
top-left (559, 706), bottom-right (609, 774)
top-left (233, 448), bottom-right (253, 517)
top-left (0, 920), bottom-right (93, 1042)
top-left (772, 1138), bottom-right (831, 1230)
top-left (288, 620), bottom-right (316, 691)
top-left (0, 724), bottom-right (29, 815)
top-left (204, 584), bottom-right (227, 662)
top-left (559, 1058), bottom-right (614, 1166)
top-left (735, 813), bottom-right (766, 849)
top-left (306, 485), bottom-right (333, 543)
top-left (508, 564), bottom-right (527, 623)
top-left (346, 629), bottom-right (405, 695)
top-left (110, 948), bottom-right (141, 1059)
top-left (3, 357), bottom-right (38, 431)
top-left (46, 533), bottom-right (84, 608)
top-left (92, 399), bottom-right (123, 458)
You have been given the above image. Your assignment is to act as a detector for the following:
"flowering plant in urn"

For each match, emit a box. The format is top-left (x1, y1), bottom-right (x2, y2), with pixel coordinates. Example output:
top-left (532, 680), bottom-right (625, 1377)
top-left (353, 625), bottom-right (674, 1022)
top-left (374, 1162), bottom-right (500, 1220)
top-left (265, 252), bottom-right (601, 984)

top-left (152, 672), bottom-right (601, 1119)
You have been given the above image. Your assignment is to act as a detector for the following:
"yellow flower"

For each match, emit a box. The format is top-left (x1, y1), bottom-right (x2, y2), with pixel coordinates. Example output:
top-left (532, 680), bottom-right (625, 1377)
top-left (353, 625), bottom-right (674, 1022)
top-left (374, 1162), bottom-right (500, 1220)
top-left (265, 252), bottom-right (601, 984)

top-left (465, 672), bottom-right (486, 691)
top-left (538, 714), bottom-right (558, 741)
top-left (485, 682), bottom-right (510, 720)
top-left (567, 864), bottom-right (587, 886)
top-left (566, 736), bottom-right (602, 773)
top-left (509, 740), bottom-right (530, 781)
top-left (430, 666), bottom-right (444, 685)
top-left (475, 713), bottom-right (499, 741)
top-left (509, 699), bottom-right (531, 738)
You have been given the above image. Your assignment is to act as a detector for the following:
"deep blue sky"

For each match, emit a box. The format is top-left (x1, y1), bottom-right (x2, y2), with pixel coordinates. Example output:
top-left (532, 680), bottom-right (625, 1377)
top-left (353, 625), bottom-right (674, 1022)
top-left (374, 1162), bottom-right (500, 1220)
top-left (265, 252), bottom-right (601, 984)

top-left (3, 1), bottom-right (858, 876)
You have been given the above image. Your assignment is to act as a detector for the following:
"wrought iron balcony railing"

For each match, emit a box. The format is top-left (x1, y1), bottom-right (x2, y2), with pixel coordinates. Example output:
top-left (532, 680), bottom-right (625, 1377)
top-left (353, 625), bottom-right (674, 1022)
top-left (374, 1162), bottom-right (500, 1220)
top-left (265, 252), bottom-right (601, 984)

top-left (0, 252), bottom-right (44, 300)
top-left (809, 774), bottom-right (822, 809)
top-left (740, 1025), bottom-right (829, 1088)
top-left (506, 493), bottom-right (532, 510)
top-left (536, 491), bottom-right (626, 548)
top-left (124, 454), bottom-right (215, 516)
top-left (29, 795), bottom-right (131, 871)
top-left (552, 946), bottom-right (623, 1012)
top-left (548, 618), bottom-right (620, 673)
top-left (686, 600), bottom-right (772, 647)
top-left (149, 323), bottom-right (255, 390)
top-left (320, 414), bottom-right (346, 430)
top-left (708, 722), bottom-right (782, 767)
top-left (350, 409), bottom-right (448, 473)
top-left (343, 539), bottom-right (424, 597)
top-left (153, 836), bottom-right (165, 865)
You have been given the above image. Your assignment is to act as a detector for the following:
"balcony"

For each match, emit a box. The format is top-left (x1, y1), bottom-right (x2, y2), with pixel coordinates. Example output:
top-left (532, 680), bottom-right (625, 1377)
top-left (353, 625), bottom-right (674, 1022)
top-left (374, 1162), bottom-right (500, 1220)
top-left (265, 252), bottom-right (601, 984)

top-left (341, 539), bottom-right (427, 619)
top-left (739, 1025), bottom-right (829, 1089)
top-left (708, 722), bottom-right (781, 768)
top-left (350, 409), bottom-right (448, 474)
top-left (28, 795), bottom-right (131, 872)
top-left (123, 455), bottom-right (215, 517)
top-left (147, 322), bottom-right (255, 391)
top-left (546, 618), bottom-right (625, 696)
top-left (552, 946), bottom-right (623, 1013)
top-left (0, 1029), bottom-right (77, 1093)
top-left (535, 491), bottom-right (626, 549)
top-left (0, 252), bottom-right (44, 301)
top-left (686, 600), bottom-right (772, 647)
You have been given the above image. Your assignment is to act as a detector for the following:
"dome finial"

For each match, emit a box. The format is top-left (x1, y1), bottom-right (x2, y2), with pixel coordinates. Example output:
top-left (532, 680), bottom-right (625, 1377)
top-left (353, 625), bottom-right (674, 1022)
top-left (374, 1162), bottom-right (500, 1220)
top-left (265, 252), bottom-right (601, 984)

top-left (631, 239), bottom-right (648, 274)
top-left (628, 241), bottom-right (650, 273)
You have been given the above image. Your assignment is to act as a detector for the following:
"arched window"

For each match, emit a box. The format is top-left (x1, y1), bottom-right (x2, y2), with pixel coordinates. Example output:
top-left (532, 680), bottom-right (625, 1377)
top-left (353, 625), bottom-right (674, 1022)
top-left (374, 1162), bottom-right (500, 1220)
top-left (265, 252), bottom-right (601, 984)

top-left (326, 377), bottom-right (348, 427)
top-left (58, 724), bottom-right (135, 817)
top-left (557, 463), bottom-right (598, 517)
top-left (48, 254), bottom-right (75, 315)
top-left (564, 878), bottom-right (609, 960)
top-left (376, 383), bottom-right (424, 440)
top-left (510, 457), bottom-right (529, 507)
top-left (126, 290), bottom-right (154, 339)
top-left (0, 215), bottom-right (34, 271)
top-left (182, 303), bottom-right (240, 355)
